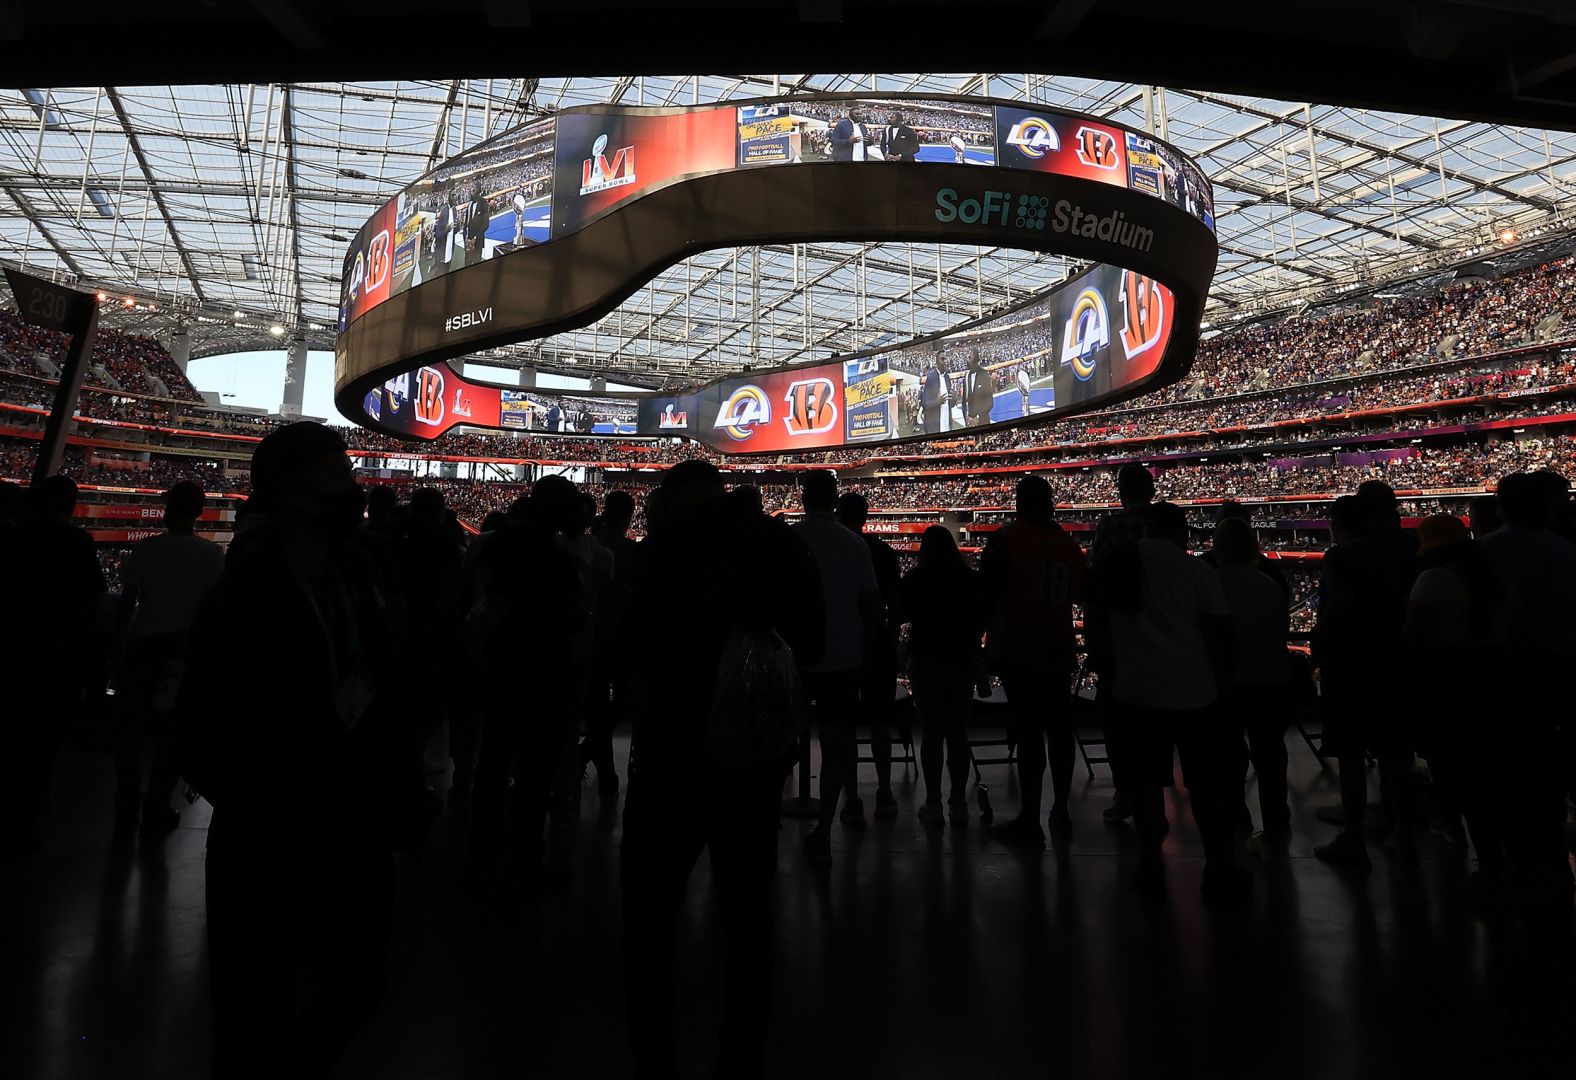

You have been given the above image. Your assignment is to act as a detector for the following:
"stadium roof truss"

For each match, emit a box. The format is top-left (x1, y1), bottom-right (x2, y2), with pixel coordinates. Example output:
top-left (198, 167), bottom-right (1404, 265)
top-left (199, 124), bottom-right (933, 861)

top-left (4, 74), bottom-right (1576, 386)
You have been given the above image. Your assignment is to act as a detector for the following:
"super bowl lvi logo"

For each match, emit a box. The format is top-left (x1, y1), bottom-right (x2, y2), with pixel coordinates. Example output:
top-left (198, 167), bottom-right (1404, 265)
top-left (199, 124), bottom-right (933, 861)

top-left (1061, 288), bottom-right (1110, 381)
top-left (580, 133), bottom-right (636, 196)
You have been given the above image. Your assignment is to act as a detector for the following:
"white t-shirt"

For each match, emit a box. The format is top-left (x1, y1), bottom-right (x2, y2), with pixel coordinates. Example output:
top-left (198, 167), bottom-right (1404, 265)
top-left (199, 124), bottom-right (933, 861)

top-left (1215, 563), bottom-right (1290, 688)
top-left (124, 531), bottom-right (226, 640)
top-left (1109, 540), bottom-right (1230, 710)
top-left (794, 512), bottom-right (877, 672)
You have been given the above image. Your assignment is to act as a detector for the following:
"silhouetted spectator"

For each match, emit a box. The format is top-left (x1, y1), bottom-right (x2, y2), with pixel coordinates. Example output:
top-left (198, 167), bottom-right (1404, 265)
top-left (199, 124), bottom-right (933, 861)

top-left (177, 422), bottom-right (410, 1080)
top-left (1404, 513), bottom-right (1514, 883)
top-left (1084, 462), bottom-right (1155, 826)
top-left (621, 460), bottom-right (823, 1079)
top-left (1211, 517), bottom-right (1293, 857)
top-left (1, 474), bottom-right (105, 855)
top-left (837, 490), bottom-right (902, 820)
top-left (1198, 499), bottom-right (1290, 596)
top-left (1477, 472), bottom-right (1576, 904)
top-left (981, 476), bottom-right (1086, 846)
top-left (469, 476), bottom-right (591, 894)
top-left (110, 481), bottom-right (225, 834)
top-left (1105, 502), bottom-right (1246, 902)
top-left (903, 526), bottom-right (985, 823)
top-left (1312, 494), bottom-right (1413, 871)
top-left (1467, 493), bottom-right (1502, 539)
top-left (795, 470), bottom-right (879, 864)
top-left (581, 489), bottom-right (637, 799)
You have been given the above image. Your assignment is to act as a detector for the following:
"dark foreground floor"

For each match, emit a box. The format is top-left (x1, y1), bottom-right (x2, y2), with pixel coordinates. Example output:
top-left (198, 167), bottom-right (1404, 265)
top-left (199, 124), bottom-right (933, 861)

top-left (6, 726), bottom-right (1576, 1080)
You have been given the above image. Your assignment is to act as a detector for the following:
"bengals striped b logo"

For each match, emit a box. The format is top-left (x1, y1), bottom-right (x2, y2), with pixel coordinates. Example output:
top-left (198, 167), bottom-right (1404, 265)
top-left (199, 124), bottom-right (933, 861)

top-left (1074, 126), bottom-right (1119, 170)
top-left (783, 378), bottom-right (838, 437)
top-left (1119, 271), bottom-right (1166, 360)
top-left (414, 366), bottom-right (446, 427)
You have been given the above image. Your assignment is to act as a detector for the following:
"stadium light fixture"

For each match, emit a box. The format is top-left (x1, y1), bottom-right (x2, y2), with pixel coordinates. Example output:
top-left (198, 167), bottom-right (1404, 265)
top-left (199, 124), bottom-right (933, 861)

top-left (1501, 228), bottom-right (1518, 243)
top-left (269, 325), bottom-right (285, 336)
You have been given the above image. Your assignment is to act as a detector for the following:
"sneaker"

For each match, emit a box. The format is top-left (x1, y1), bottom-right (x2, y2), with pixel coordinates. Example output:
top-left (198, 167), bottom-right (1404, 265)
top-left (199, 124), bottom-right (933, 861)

top-left (949, 798), bottom-right (970, 826)
top-left (840, 798), bottom-right (867, 830)
top-left (1313, 832), bottom-right (1372, 872)
top-left (803, 825), bottom-right (832, 866)
top-left (1246, 829), bottom-right (1292, 862)
top-left (988, 816), bottom-right (1046, 849)
top-left (917, 801), bottom-right (946, 826)
top-left (1103, 794), bottom-right (1134, 823)
top-left (874, 790), bottom-right (898, 820)
top-left (139, 805), bottom-right (180, 834)
top-left (1201, 865), bottom-right (1254, 905)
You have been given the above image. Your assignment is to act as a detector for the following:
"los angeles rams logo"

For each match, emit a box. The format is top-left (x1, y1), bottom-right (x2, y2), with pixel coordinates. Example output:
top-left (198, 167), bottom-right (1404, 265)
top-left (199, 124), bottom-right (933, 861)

top-left (1005, 117), bottom-right (1060, 160)
top-left (1061, 288), bottom-right (1111, 381)
top-left (714, 385), bottom-right (771, 441)
top-left (783, 378), bottom-right (838, 437)
top-left (1074, 127), bottom-right (1119, 170)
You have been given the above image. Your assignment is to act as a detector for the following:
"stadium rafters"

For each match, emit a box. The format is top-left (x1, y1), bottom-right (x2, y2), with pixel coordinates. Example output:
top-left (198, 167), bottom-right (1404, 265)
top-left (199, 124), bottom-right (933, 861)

top-left (3, 74), bottom-right (1576, 386)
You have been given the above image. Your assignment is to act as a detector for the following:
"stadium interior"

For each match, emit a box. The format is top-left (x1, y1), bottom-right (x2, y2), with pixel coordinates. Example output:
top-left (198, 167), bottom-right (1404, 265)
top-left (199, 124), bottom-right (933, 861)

top-left (6, 30), bottom-right (1576, 1080)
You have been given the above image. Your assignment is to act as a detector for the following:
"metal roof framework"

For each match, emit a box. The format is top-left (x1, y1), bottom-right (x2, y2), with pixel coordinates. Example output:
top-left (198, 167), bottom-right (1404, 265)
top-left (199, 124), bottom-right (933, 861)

top-left (4, 74), bottom-right (1576, 385)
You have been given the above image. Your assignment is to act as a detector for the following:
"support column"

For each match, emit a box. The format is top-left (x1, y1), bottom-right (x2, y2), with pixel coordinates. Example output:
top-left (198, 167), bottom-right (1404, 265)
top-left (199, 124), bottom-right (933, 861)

top-left (279, 336), bottom-right (307, 419)
top-left (168, 325), bottom-right (192, 375)
top-left (518, 366), bottom-right (537, 388)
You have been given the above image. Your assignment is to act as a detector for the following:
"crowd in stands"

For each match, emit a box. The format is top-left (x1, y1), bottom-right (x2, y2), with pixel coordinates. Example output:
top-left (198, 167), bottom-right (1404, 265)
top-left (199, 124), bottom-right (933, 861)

top-left (0, 311), bottom-right (201, 401)
top-left (1163, 256), bottom-right (1576, 403)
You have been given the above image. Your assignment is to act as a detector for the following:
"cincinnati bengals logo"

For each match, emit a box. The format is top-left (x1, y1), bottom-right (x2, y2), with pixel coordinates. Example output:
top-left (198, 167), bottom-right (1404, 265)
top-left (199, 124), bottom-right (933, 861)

top-left (365, 229), bottom-right (392, 292)
top-left (414, 366), bottom-right (445, 427)
top-left (1074, 126), bottom-right (1119, 171)
top-left (783, 378), bottom-right (838, 437)
top-left (1119, 271), bottom-right (1167, 359)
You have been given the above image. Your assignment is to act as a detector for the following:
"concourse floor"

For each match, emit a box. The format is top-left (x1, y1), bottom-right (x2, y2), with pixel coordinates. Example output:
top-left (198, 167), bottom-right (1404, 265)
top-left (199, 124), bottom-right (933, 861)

top-left (7, 726), bottom-right (1576, 1080)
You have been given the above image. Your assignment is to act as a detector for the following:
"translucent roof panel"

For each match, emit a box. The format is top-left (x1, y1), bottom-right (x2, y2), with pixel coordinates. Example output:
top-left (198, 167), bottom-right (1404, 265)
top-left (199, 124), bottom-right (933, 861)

top-left (3, 75), bottom-right (1576, 384)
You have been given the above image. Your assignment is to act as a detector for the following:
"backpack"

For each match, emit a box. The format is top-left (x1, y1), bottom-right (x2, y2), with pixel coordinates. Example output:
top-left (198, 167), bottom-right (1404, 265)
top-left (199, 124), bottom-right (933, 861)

top-left (708, 626), bottom-right (806, 766)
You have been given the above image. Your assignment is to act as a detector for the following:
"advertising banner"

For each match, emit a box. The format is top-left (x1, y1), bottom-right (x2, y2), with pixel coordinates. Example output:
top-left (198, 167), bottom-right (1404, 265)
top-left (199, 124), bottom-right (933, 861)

top-left (495, 390), bottom-right (638, 435)
top-left (994, 105), bottom-right (1128, 189)
top-left (1052, 265), bottom-right (1174, 410)
top-left (737, 104), bottom-right (798, 165)
top-left (735, 97), bottom-right (996, 166)
top-left (365, 364), bottom-right (503, 440)
top-left (552, 107), bottom-right (737, 237)
top-left (637, 391), bottom-right (712, 440)
top-left (624, 261), bottom-right (1173, 452)
top-left (339, 118), bottom-right (556, 331)
top-left (703, 364), bottom-right (847, 452)
top-left (843, 356), bottom-right (898, 442)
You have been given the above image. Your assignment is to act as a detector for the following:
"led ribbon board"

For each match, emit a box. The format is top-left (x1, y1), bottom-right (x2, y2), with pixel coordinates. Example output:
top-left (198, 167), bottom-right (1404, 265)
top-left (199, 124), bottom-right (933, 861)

top-left (335, 93), bottom-right (1218, 451)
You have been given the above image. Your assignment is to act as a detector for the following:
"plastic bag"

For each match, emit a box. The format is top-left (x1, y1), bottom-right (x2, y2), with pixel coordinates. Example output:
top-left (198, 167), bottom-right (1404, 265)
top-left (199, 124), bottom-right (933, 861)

top-left (708, 627), bottom-right (806, 767)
